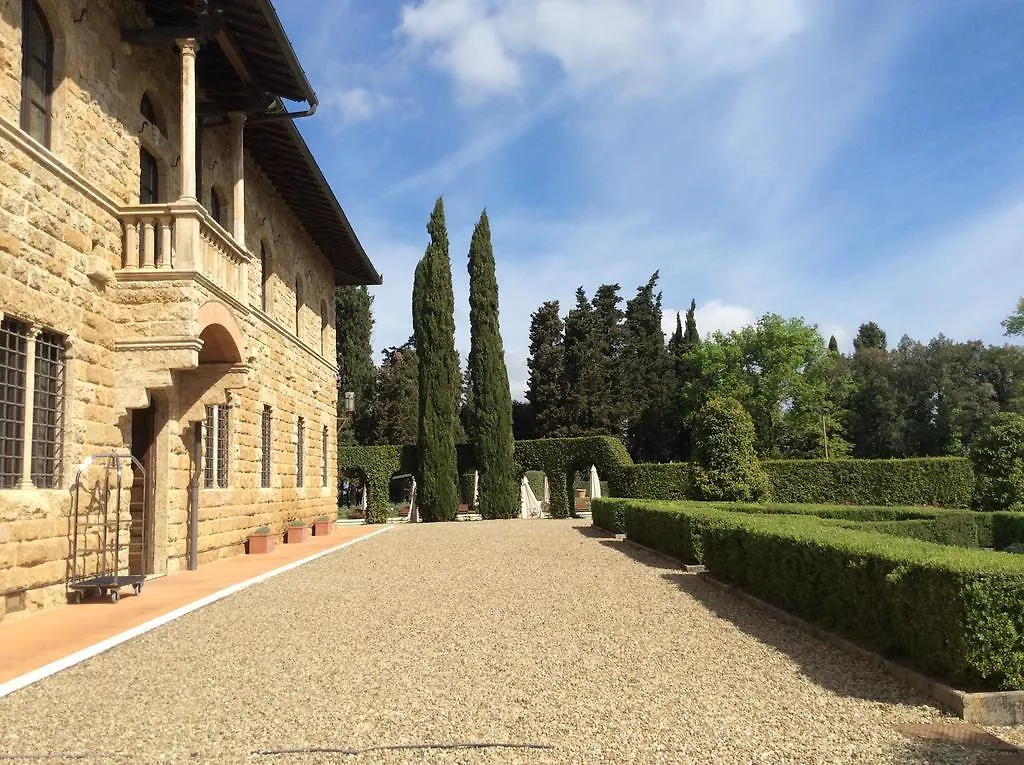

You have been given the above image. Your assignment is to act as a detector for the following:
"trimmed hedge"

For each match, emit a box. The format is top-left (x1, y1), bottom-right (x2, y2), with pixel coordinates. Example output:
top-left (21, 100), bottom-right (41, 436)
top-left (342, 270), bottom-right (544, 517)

top-left (608, 463), bottom-right (692, 501)
top-left (993, 513), bottom-right (1024, 550)
top-left (762, 457), bottom-right (974, 509)
top-left (620, 500), bottom-right (1024, 691)
top-left (591, 498), bottom-right (627, 534)
top-left (834, 514), bottom-right (982, 548)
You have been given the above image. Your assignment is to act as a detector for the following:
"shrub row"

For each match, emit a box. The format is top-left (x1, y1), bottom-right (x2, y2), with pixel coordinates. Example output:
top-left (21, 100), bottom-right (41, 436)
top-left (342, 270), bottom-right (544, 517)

top-left (591, 498), bottom-right (627, 534)
top-left (762, 457), bottom-right (974, 508)
top-left (619, 500), bottom-right (1024, 690)
top-left (608, 463), bottom-right (693, 501)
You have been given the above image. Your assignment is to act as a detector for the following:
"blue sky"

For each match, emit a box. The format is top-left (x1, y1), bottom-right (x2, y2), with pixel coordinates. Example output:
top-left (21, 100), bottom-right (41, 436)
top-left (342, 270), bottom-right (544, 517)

top-left (275, 0), bottom-right (1024, 398)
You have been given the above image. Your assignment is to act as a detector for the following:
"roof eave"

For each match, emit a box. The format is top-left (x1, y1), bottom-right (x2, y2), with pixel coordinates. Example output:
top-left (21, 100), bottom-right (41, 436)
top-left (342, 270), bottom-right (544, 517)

top-left (255, 0), bottom-right (318, 107)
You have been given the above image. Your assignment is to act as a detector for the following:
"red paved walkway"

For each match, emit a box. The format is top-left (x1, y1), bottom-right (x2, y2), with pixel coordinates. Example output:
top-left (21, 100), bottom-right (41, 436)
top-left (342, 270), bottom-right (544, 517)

top-left (0, 524), bottom-right (382, 687)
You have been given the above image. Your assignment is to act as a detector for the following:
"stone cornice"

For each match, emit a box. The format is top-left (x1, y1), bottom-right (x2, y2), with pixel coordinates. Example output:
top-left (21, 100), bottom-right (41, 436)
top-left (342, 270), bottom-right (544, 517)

top-left (115, 336), bottom-right (205, 353)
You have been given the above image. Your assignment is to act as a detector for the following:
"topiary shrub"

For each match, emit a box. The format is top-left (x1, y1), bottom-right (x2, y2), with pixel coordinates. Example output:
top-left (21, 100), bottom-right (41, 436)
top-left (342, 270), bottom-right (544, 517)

top-left (691, 396), bottom-right (770, 502)
top-left (971, 412), bottom-right (1024, 512)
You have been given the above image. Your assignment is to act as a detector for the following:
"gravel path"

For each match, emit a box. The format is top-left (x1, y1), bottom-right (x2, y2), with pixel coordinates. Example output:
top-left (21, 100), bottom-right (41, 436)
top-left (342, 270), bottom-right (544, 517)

top-left (0, 520), bottom-right (1018, 764)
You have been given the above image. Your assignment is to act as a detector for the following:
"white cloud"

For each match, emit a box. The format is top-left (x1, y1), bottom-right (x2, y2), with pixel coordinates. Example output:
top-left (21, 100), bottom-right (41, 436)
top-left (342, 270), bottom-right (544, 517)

top-left (398, 0), bottom-right (811, 100)
top-left (323, 87), bottom-right (395, 125)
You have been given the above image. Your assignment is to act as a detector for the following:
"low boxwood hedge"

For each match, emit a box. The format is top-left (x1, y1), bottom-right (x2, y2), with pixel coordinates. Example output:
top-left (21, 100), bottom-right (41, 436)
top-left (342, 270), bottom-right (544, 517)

top-left (591, 498), bottom-right (627, 534)
top-left (620, 500), bottom-right (1024, 691)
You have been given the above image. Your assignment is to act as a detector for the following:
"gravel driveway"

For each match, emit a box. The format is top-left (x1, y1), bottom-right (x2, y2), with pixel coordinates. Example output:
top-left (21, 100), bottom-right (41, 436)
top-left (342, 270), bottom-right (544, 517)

top-left (0, 519), bottom-right (1018, 764)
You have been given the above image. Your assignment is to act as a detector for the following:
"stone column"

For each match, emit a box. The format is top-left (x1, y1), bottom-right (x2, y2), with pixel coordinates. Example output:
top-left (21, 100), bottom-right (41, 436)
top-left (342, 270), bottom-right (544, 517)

top-left (178, 38), bottom-right (199, 201)
top-left (230, 112), bottom-right (246, 244)
top-left (19, 325), bottom-right (40, 489)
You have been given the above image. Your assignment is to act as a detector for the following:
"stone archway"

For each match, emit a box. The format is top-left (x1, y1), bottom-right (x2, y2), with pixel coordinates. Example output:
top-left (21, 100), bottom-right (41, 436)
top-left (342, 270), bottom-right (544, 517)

top-left (198, 301), bottom-right (244, 364)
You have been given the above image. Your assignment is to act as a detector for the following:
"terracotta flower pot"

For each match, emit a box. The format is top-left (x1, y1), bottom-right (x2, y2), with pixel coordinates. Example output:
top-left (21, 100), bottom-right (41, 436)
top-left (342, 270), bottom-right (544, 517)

top-left (575, 488), bottom-right (587, 499)
top-left (314, 519), bottom-right (333, 536)
top-left (287, 525), bottom-right (310, 544)
top-left (248, 532), bottom-right (275, 555)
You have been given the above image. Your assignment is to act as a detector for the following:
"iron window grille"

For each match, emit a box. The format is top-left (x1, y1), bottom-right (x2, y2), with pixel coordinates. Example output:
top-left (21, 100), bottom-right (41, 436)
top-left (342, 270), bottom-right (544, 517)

top-left (204, 403), bottom-right (230, 489)
top-left (31, 330), bottom-right (65, 488)
top-left (20, 0), bottom-right (53, 147)
top-left (296, 416), bottom-right (304, 488)
top-left (321, 425), bottom-right (328, 488)
top-left (0, 319), bottom-right (28, 488)
top-left (0, 318), bottom-right (66, 489)
top-left (261, 405), bottom-right (272, 488)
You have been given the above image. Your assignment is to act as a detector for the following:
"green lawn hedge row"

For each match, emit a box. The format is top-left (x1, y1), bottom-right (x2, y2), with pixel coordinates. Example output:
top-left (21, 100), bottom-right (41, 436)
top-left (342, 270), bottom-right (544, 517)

top-left (619, 500), bottom-right (1024, 691)
top-left (591, 498), bottom-right (627, 534)
top-left (762, 457), bottom-right (974, 508)
top-left (607, 462), bottom-right (693, 501)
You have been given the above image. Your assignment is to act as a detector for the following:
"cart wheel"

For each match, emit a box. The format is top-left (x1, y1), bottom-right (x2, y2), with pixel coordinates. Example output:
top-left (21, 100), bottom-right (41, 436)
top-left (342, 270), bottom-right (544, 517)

top-left (132, 582), bottom-right (142, 595)
top-left (109, 590), bottom-right (119, 604)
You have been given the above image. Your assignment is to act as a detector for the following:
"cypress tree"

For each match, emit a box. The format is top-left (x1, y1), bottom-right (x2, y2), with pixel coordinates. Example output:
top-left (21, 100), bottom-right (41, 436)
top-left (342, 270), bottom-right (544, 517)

top-left (467, 210), bottom-right (517, 519)
top-left (411, 198), bottom-right (460, 521)
top-left (335, 286), bottom-right (375, 445)
top-left (622, 272), bottom-right (673, 461)
top-left (682, 298), bottom-right (700, 349)
top-left (828, 335), bottom-right (839, 354)
top-left (526, 300), bottom-right (568, 438)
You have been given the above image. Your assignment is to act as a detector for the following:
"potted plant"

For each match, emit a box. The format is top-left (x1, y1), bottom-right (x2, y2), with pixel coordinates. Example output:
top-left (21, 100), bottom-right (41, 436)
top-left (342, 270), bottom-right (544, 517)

top-left (286, 519), bottom-right (310, 544)
top-left (248, 526), bottom-right (274, 555)
top-left (314, 515), bottom-right (333, 536)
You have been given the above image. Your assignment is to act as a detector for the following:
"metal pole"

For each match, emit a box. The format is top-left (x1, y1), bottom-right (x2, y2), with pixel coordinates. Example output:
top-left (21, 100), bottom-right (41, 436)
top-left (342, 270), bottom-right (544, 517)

top-left (188, 422), bottom-right (201, 571)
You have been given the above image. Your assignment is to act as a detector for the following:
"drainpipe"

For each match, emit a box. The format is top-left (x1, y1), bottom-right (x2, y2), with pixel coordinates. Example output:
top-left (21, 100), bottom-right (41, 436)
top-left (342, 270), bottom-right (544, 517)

top-left (189, 422), bottom-right (201, 571)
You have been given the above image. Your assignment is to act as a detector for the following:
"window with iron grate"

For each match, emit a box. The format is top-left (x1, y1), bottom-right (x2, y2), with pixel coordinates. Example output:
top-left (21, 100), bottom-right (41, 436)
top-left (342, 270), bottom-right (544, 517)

top-left (296, 416), bottom-right (305, 488)
top-left (261, 405), bottom-right (272, 488)
top-left (31, 330), bottom-right (65, 488)
top-left (204, 403), bottom-right (230, 488)
top-left (0, 318), bottom-right (66, 489)
top-left (322, 425), bottom-right (329, 488)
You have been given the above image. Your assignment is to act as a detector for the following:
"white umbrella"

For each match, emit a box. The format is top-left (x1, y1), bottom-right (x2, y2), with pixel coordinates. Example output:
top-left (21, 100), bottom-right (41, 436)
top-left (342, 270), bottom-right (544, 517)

top-left (472, 470), bottom-right (480, 508)
top-left (589, 465), bottom-right (602, 499)
top-left (520, 475), bottom-right (542, 518)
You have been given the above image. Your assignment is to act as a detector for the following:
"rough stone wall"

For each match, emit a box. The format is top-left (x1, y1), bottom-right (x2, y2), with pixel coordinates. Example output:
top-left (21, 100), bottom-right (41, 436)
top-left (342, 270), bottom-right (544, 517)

top-left (0, 0), bottom-right (344, 620)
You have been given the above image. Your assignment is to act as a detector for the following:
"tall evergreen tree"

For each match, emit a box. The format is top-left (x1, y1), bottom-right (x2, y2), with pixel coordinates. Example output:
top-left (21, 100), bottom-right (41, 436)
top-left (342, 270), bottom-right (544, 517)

top-left (365, 340), bottom-right (419, 446)
top-left (828, 335), bottom-right (839, 354)
top-left (335, 286), bottom-right (375, 444)
top-left (526, 300), bottom-right (568, 437)
top-left (411, 198), bottom-right (460, 521)
top-left (564, 288), bottom-right (604, 434)
top-left (854, 322), bottom-right (887, 352)
top-left (590, 284), bottom-right (627, 436)
top-left (682, 298), bottom-right (700, 349)
top-left (672, 298), bottom-right (702, 460)
top-left (622, 272), bottom-right (674, 461)
top-left (467, 210), bottom-right (517, 519)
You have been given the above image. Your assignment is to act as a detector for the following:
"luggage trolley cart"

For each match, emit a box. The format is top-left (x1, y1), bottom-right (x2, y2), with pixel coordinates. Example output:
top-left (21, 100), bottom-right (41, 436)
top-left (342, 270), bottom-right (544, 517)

top-left (68, 452), bottom-right (147, 604)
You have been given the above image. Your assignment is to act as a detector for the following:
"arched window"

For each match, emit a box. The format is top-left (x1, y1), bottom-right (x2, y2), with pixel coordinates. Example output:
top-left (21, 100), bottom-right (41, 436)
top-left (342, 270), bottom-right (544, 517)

top-left (21, 0), bottom-right (54, 147)
top-left (140, 148), bottom-right (159, 204)
top-left (209, 187), bottom-right (226, 227)
top-left (294, 275), bottom-right (303, 337)
top-left (140, 93), bottom-right (163, 135)
top-left (258, 248), bottom-right (270, 313)
top-left (320, 300), bottom-right (330, 357)
top-left (260, 244), bottom-right (271, 312)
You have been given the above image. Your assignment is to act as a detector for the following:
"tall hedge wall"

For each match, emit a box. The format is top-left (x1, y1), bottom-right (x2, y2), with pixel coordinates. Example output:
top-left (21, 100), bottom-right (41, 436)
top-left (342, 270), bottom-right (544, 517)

top-left (619, 500), bottom-right (1024, 691)
top-left (762, 457), bottom-right (974, 508)
top-left (607, 463), bottom-right (692, 501)
top-left (340, 436), bottom-right (633, 522)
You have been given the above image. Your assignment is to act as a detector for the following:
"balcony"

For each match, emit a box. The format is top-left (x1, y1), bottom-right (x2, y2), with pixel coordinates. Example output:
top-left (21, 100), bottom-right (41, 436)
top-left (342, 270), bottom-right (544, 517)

top-left (119, 201), bottom-right (251, 307)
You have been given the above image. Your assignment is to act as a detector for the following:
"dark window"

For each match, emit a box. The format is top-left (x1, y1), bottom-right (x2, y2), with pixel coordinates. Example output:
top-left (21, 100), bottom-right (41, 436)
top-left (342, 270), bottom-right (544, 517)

top-left (294, 275), bottom-right (303, 336)
top-left (31, 330), bottom-right (64, 488)
top-left (20, 0), bottom-right (53, 147)
top-left (140, 148), bottom-right (159, 205)
top-left (140, 93), bottom-right (163, 135)
top-left (296, 416), bottom-right (304, 488)
top-left (261, 405), bottom-right (272, 488)
top-left (0, 319), bottom-right (28, 488)
top-left (322, 425), bottom-right (329, 488)
top-left (260, 244), bottom-right (270, 312)
top-left (210, 187), bottom-right (226, 227)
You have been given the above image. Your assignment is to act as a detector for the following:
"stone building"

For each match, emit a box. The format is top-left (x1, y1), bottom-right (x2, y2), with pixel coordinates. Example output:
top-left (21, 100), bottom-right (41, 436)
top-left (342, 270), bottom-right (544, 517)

top-left (0, 0), bottom-right (381, 619)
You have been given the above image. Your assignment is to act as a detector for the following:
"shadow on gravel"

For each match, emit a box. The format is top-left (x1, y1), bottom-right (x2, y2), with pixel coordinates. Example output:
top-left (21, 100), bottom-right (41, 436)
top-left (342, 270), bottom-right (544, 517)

top-left (575, 525), bottom-right (617, 539)
top-left (662, 570), bottom-right (939, 708)
top-left (597, 537), bottom-right (682, 567)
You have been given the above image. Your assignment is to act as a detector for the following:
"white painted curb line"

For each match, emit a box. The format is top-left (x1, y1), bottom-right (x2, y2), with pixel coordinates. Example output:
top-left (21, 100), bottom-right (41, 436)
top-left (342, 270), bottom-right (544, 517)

top-left (0, 525), bottom-right (392, 700)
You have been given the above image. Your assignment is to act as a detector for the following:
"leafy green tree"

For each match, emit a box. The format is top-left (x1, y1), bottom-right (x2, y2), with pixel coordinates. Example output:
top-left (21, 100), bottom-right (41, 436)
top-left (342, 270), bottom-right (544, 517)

top-left (853, 322), bottom-right (887, 352)
top-left (525, 300), bottom-right (568, 438)
top-left (695, 313), bottom-right (832, 457)
top-left (691, 396), bottom-right (770, 502)
top-left (1003, 297), bottom-right (1024, 336)
top-left (971, 412), bottom-right (1024, 511)
top-left (411, 198), bottom-right (460, 522)
top-left (467, 210), bottom-right (517, 519)
top-left (335, 286), bottom-right (375, 444)
top-left (981, 345), bottom-right (1024, 414)
top-left (365, 340), bottom-right (419, 446)
top-left (621, 273), bottom-right (673, 461)
top-left (847, 345), bottom-right (905, 457)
